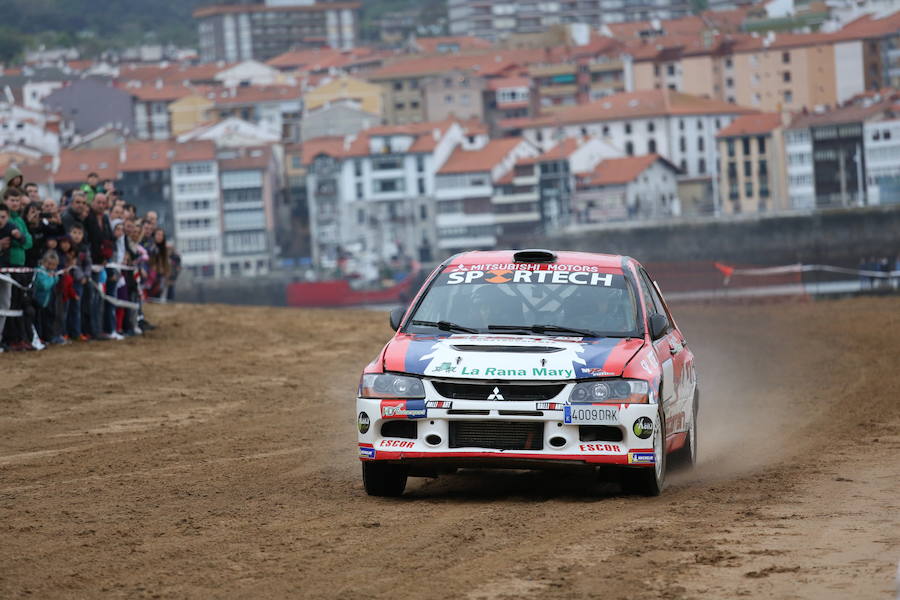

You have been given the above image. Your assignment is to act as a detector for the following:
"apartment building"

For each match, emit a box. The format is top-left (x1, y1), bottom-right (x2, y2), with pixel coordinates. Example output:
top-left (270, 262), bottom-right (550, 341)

top-left (573, 154), bottom-right (681, 223)
top-left (422, 69), bottom-right (488, 123)
top-left (218, 145), bottom-right (280, 277)
top-left (716, 113), bottom-right (789, 214)
top-left (170, 141), bottom-right (222, 278)
top-left (785, 96), bottom-right (897, 209)
top-left (302, 120), bottom-right (471, 269)
top-left (194, 1), bottom-right (360, 63)
top-left (435, 137), bottom-right (539, 252)
top-left (864, 100), bottom-right (900, 205)
top-left (502, 89), bottom-right (755, 185)
top-left (367, 54), bottom-right (516, 125)
top-left (208, 85), bottom-right (303, 141)
top-left (126, 83), bottom-right (194, 140)
top-left (447, 0), bottom-right (693, 41)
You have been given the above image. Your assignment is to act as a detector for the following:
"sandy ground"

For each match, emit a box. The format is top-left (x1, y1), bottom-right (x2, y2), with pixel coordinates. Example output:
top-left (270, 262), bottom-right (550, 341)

top-left (1, 297), bottom-right (898, 599)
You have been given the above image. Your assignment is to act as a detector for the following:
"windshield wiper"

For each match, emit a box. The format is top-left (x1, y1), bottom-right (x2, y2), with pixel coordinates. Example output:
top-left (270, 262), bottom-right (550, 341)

top-left (411, 320), bottom-right (479, 333)
top-left (488, 324), bottom-right (601, 338)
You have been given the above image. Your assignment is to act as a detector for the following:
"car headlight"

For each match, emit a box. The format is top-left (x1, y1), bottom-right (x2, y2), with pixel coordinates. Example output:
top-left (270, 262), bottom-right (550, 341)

top-left (569, 379), bottom-right (650, 404)
top-left (359, 374), bottom-right (425, 399)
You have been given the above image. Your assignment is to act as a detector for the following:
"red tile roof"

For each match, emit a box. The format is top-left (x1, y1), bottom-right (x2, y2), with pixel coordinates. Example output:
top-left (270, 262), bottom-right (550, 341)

top-left (487, 77), bottom-right (531, 91)
top-left (412, 36), bottom-right (493, 54)
top-left (267, 47), bottom-right (381, 71)
top-left (368, 52), bottom-right (527, 80)
top-left (438, 138), bottom-right (525, 174)
top-left (209, 85), bottom-right (300, 106)
top-left (716, 113), bottom-right (782, 138)
top-left (55, 148), bottom-right (120, 184)
top-left (580, 154), bottom-right (663, 186)
top-left (503, 89), bottom-right (755, 130)
top-left (121, 82), bottom-right (195, 102)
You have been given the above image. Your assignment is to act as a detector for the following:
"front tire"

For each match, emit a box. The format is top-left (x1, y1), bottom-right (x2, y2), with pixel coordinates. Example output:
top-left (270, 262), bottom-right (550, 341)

top-left (362, 462), bottom-right (408, 497)
top-left (621, 403), bottom-right (667, 496)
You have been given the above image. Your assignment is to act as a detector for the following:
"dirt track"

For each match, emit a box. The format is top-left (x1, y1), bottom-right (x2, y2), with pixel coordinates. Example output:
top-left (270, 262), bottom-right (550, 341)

top-left (1, 298), bottom-right (899, 599)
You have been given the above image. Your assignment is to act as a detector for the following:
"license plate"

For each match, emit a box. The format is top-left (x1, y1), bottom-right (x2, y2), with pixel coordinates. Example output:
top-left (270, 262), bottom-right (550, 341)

top-left (564, 405), bottom-right (619, 425)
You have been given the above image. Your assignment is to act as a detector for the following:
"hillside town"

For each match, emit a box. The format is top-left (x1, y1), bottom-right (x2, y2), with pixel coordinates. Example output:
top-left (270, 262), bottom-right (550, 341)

top-left (2, 0), bottom-right (899, 283)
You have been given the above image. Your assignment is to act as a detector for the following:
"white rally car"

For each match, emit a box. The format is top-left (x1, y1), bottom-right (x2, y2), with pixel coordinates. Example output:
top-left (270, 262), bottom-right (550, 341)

top-left (356, 250), bottom-right (698, 496)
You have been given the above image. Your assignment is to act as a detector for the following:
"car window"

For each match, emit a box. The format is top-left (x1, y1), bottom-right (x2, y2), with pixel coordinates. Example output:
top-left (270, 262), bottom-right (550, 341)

top-left (407, 265), bottom-right (641, 338)
top-left (639, 269), bottom-right (669, 330)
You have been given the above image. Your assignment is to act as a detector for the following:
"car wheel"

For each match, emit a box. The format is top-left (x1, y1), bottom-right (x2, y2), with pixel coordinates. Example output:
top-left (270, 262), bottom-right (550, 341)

top-left (362, 462), bottom-right (408, 497)
top-left (622, 403), bottom-right (667, 496)
top-left (670, 389), bottom-right (699, 470)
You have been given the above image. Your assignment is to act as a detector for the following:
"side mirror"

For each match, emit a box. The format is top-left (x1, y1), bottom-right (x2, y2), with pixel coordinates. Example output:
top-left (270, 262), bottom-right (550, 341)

top-left (389, 307), bottom-right (405, 332)
top-left (649, 313), bottom-right (669, 340)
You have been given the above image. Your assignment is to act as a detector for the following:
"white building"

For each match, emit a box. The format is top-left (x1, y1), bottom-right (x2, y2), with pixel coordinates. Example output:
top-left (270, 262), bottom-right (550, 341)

top-left (0, 100), bottom-right (61, 157)
top-left (572, 154), bottom-right (681, 223)
top-left (864, 111), bottom-right (900, 205)
top-left (435, 137), bottom-right (539, 252)
top-left (170, 141), bottom-right (223, 278)
top-left (784, 126), bottom-right (815, 210)
top-left (303, 120), bottom-right (481, 270)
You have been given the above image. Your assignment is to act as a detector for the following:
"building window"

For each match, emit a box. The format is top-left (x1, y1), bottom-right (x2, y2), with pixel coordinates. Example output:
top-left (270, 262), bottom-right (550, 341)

top-left (667, 64), bottom-right (675, 76)
top-left (782, 51), bottom-right (790, 64)
top-left (759, 159), bottom-right (768, 177)
top-left (602, 125), bottom-right (609, 136)
top-left (356, 182), bottom-right (363, 199)
top-left (679, 159), bottom-right (687, 172)
top-left (726, 77), bottom-right (734, 88)
top-left (417, 178), bottom-right (425, 195)
top-left (742, 137), bottom-right (751, 154)
top-left (419, 204), bottom-right (427, 220)
top-left (373, 156), bottom-right (403, 171)
top-left (697, 119), bottom-right (703, 130)
top-left (395, 102), bottom-right (405, 110)
top-left (648, 139), bottom-right (657, 153)
top-left (444, 94), bottom-right (454, 103)
top-left (354, 160), bottom-right (362, 177)
top-left (698, 158), bottom-right (706, 174)
top-left (783, 90), bottom-right (793, 103)
top-left (728, 161), bottom-right (737, 178)
top-left (411, 101), bottom-right (420, 109)
top-left (757, 136), bottom-right (766, 154)
top-left (624, 122), bottom-right (632, 134)
top-left (725, 57), bottom-right (733, 69)
top-left (374, 178), bottom-right (405, 193)
top-left (679, 136), bottom-right (686, 152)
top-left (647, 122), bottom-right (655, 133)
top-left (744, 160), bottom-right (752, 177)
top-left (416, 156), bottom-right (424, 172)
top-left (745, 181), bottom-right (753, 197)
top-left (679, 119), bottom-right (684, 131)
top-left (393, 81), bottom-right (402, 91)
top-left (625, 141), bottom-right (634, 156)
top-left (783, 71), bottom-right (791, 83)
top-left (727, 139), bottom-right (735, 157)
top-left (698, 137), bottom-right (704, 151)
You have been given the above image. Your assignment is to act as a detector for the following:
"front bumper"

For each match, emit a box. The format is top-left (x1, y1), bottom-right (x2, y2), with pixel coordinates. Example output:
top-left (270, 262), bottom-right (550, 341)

top-left (356, 386), bottom-right (659, 469)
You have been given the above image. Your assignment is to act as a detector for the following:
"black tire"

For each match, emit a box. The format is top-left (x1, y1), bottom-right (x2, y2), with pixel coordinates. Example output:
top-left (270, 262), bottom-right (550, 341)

top-left (621, 403), bottom-right (667, 496)
top-left (362, 462), bottom-right (408, 497)
top-left (669, 390), bottom-right (699, 471)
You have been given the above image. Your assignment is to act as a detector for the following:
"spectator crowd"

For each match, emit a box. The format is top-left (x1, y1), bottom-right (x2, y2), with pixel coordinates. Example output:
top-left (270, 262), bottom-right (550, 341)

top-left (0, 169), bottom-right (181, 352)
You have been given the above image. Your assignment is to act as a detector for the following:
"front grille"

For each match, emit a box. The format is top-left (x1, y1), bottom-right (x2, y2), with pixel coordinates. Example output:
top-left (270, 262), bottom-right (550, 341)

top-left (381, 421), bottom-right (417, 439)
top-left (449, 421), bottom-right (544, 450)
top-left (579, 425), bottom-right (623, 442)
top-left (432, 382), bottom-right (565, 401)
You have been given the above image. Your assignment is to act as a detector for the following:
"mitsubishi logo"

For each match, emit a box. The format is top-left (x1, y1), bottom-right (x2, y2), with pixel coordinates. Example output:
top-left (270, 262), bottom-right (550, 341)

top-left (487, 387), bottom-right (504, 400)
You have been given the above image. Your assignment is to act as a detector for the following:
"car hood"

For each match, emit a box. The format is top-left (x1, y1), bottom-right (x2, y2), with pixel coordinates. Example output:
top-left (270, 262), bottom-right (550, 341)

top-left (383, 333), bottom-right (645, 380)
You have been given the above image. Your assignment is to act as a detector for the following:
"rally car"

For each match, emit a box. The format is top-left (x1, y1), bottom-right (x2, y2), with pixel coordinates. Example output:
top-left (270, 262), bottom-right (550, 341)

top-left (356, 249), bottom-right (698, 497)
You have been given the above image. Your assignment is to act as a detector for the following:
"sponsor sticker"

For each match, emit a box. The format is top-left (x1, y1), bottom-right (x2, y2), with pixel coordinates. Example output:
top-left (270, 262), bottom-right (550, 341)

top-left (426, 400), bottom-right (452, 409)
top-left (628, 452), bottom-right (656, 464)
top-left (581, 368), bottom-right (615, 376)
top-left (447, 270), bottom-right (613, 287)
top-left (379, 440), bottom-right (414, 449)
top-left (578, 443), bottom-right (622, 453)
top-left (430, 361), bottom-right (457, 374)
top-left (457, 366), bottom-right (574, 378)
top-left (357, 412), bottom-right (370, 434)
top-left (359, 446), bottom-right (376, 459)
top-left (536, 402), bottom-right (564, 410)
top-left (381, 400), bottom-right (428, 419)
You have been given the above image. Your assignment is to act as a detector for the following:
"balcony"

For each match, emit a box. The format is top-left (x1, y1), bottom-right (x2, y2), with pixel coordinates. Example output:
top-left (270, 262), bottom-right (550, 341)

top-left (529, 64), bottom-right (578, 77)
top-left (588, 59), bottom-right (623, 73)
top-left (539, 84), bottom-right (578, 97)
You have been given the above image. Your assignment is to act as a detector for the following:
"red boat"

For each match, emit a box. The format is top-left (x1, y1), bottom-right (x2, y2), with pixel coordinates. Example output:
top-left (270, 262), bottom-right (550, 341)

top-left (286, 268), bottom-right (424, 308)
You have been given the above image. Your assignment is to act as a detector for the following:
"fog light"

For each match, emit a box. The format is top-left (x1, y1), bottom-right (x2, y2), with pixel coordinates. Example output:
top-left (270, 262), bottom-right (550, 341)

top-left (633, 417), bottom-right (653, 439)
top-left (358, 412), bottom-right (370, 434)
top-left (425, 434), bottom-right (442, 446)
top-left (549, 436), bottom-right (567, 448)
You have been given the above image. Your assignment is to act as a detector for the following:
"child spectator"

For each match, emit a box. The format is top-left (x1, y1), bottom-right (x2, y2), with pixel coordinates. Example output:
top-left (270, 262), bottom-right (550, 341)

top-left (64, 224), bottom-right (91, 341)
top-left (148, 228), bottom-right (171, 299)
top-left (32, 250), bottom-right (59, 343)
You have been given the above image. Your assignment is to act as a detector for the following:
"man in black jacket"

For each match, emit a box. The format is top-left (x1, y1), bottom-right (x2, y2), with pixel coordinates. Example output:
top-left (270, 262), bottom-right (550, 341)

top-left (84, 193), bottom-right (113, 339)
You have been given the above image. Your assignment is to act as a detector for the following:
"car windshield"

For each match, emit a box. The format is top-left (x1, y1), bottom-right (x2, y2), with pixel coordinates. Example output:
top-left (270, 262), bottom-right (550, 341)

top-left (406, 265), bottom-right (641, 338)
